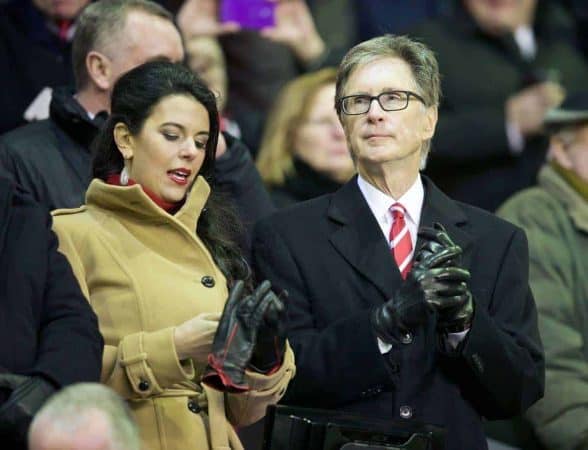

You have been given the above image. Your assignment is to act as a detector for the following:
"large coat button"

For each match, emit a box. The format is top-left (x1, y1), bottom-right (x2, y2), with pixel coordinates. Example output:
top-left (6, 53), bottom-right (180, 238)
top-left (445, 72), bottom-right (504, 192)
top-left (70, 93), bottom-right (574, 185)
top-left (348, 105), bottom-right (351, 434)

top-left (188, 400), bottom-right (201, 414)
top-left (138, 379), bottom-right (150, 391)
top-left (201, 276), bottom-right (215, 288)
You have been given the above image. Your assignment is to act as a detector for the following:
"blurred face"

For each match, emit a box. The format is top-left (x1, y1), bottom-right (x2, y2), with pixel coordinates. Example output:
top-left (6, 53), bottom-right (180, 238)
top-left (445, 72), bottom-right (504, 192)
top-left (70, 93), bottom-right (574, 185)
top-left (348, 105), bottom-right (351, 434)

top-left (339, 57), bottom-right (437, 176)
top-left (105, 11), bottom-right (184, 97)
top-left (464, 0), bottom-right (537, 35)
top-left (118, 94), bottom-right (210, 203)
top-left (186, 38), bottom-right (228, 112)
top-left (293, 84), bottom-right (353, 183)
top-left (32, 0), bottom-right (90, 21)
top-left (29, 410), bottom-right (114, 450)
top-left (552, 124), bottom-right (588, 183)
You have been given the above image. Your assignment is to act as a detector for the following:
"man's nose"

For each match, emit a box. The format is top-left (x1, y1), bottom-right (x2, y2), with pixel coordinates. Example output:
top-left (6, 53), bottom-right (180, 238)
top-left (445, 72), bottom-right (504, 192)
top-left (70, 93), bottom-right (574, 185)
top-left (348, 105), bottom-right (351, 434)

top-left (366, 98), bottom-right (386, 121)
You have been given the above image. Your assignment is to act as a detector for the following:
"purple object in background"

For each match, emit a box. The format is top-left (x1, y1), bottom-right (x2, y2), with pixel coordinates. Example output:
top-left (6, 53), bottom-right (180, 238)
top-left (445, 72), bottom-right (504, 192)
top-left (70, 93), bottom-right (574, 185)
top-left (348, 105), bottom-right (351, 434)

top-left (220, 0), bottom-right (276, 30)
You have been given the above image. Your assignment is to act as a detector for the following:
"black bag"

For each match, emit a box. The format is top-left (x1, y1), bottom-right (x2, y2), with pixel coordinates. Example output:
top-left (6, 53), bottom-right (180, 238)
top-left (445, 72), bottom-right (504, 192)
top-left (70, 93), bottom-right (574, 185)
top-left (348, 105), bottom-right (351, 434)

top-left (262, 405), bottom-right (445, 450)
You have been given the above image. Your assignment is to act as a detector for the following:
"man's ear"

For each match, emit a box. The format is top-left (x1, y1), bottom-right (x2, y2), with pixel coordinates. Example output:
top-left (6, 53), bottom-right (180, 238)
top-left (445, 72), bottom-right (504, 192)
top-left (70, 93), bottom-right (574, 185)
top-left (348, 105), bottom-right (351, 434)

top-left (549, 135), bottom-right (573, 169)
top-left (422, 106), bottom-right (438, 141)
top-left (86, 50), bottom-right (112, 91)
top-left (113, 122), bottom-right (134, 160)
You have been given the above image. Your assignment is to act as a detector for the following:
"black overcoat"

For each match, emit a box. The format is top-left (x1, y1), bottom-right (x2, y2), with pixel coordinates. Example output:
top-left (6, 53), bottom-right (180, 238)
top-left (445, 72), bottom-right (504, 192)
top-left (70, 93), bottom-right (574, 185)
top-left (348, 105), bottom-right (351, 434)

top-left (252, 176), bottom-right (544, 450)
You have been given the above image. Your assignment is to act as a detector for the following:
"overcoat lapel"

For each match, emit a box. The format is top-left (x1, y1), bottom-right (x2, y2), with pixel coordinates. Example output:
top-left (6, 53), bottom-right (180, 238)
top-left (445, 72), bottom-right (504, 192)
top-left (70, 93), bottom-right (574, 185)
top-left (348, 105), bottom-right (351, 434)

top-left (418, 176), bottom-right (475, 270)
top-left (327, 177), bottom-right (403, 302)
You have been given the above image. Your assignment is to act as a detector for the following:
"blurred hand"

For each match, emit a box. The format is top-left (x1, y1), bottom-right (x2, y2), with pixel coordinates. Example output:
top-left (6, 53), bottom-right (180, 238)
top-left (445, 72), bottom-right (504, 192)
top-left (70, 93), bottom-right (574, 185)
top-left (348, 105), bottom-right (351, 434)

top-left (177, 0), bottom-right (240, 39)
top-left (260, 0), bottom-right (325, 64)
top-left (174, 312), bottom-right (221, 363)
top-left (506, 82), bottom-right (565, 137)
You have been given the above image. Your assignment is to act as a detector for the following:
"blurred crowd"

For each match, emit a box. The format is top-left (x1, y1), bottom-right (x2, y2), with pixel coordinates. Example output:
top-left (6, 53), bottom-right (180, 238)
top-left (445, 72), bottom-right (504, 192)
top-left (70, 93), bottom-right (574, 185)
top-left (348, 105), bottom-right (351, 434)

top-left (0, 1), bottom-right (587, 450)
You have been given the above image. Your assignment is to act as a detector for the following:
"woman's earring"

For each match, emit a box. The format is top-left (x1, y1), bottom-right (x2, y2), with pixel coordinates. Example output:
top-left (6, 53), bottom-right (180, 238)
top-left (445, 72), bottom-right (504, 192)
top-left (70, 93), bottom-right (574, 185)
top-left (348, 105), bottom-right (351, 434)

top-left (120, 166), bottom-right (129, 186)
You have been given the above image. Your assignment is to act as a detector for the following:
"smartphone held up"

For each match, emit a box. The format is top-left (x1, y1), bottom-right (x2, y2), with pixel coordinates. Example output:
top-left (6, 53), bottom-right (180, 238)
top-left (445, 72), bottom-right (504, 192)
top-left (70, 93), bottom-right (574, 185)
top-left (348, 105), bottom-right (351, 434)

top-left (220, 0), bottom-right (276, 30)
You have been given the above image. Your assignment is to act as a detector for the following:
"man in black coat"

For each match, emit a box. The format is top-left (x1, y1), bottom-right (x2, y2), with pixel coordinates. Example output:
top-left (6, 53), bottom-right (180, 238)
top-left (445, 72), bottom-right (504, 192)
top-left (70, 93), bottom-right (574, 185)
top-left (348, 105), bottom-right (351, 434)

top-left (0, 0), bottom-right (90, 135)
top-left (410, 0), bottom-right (588, 211)
top-left (252, 35), bottom-right (544, 450)
top-left (0, 0), bottom-right (273, 252)
top-left (0, 174), bottom-right (103, 448)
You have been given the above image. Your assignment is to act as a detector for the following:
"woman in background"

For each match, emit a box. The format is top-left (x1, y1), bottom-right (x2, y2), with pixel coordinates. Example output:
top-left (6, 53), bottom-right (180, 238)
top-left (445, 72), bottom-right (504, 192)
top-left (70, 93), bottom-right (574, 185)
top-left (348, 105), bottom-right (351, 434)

top-left (52, 61), bottom-right (295, 450)
top-left (256, 68), bottom-right (354, 208)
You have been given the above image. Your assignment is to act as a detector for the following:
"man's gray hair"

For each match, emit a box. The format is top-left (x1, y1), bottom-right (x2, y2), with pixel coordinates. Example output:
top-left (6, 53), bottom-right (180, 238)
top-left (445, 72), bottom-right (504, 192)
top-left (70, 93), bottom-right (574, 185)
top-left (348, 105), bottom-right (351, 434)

top-left (72, 0), bottom-right (173, 90)
top-left (29, 383), bottom-right (141, 450)
top-left (335, 35), bottom-right (441, 166)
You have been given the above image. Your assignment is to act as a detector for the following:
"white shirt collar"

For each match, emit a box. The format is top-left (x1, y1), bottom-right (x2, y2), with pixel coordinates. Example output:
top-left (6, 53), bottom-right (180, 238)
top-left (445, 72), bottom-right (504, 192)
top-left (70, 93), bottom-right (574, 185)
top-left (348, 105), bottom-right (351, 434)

top-left (357, 173), bottom-right (424, 245)
top-left (513, 25), bottom-right (536, 60)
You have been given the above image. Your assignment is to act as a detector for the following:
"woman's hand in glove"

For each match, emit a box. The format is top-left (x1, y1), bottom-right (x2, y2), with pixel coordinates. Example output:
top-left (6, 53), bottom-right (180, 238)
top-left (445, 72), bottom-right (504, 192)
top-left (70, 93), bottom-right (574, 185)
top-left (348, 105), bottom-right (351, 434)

top-left (201, 280), bottom-right (282, 392)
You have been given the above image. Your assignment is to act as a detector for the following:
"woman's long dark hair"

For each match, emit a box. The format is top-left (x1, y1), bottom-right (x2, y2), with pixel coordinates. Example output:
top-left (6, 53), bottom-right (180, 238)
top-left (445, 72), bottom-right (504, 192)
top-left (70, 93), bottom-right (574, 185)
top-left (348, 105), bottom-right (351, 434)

top-left (92, 60), bottom-right (249, 287)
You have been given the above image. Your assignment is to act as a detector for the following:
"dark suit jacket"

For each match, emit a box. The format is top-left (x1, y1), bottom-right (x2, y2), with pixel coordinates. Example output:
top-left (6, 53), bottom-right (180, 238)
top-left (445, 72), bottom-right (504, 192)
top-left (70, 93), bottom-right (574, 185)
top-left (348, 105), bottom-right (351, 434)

top-left (252, 175), bottom-right (544, 450)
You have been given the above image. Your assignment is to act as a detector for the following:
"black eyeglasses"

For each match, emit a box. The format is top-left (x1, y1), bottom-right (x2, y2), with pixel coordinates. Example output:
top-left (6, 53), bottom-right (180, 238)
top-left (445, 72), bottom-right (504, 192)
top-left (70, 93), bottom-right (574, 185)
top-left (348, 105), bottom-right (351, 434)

top-left (338, 90), bottom-right (426, 115)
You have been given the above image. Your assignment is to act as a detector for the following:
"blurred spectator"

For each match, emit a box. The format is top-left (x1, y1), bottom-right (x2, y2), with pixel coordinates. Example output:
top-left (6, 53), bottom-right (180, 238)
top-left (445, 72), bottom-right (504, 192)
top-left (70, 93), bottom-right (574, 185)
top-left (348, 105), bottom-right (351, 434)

top-left (28, 383), bottom-right (141, 450)
top-left (0, 174), bottom-right (102, 449)
top-left (498, 93), bottom-right (588, 450)
top-left (350, 0), bottom-right (452, 42)
top-left (256, 68), bottom-right (354, 208)
top-left (410, 0), bottom-right (588, 211)
top-left (178, 0), bottom-right (342, 153)
top-left (0, 0), bottom-right (273, 251)
top-left (185, 36), bottom-right (241, 137)
top-left (0, 0), bottom-right (91, 134)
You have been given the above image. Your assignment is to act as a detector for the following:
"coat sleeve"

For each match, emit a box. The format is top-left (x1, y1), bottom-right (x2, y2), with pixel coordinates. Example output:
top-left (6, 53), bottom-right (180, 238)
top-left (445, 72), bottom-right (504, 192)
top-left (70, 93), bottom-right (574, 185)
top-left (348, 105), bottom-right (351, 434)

top-left (225, 342), bottom-right (296, 428)
top-left (32, 213), bottom-right (103, 387)
top-left (53, 220), bottom-right (196, 400)
top-left (499, 195), bottom-right (588, 449)
top-left (455, 226), bottom-right (545, 419)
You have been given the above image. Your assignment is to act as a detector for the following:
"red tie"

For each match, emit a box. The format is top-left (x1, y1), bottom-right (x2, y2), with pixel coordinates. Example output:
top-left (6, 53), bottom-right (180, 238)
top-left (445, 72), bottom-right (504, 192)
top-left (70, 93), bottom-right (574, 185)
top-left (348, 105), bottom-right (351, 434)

top-left (389, 203), bottom-right (413, 279)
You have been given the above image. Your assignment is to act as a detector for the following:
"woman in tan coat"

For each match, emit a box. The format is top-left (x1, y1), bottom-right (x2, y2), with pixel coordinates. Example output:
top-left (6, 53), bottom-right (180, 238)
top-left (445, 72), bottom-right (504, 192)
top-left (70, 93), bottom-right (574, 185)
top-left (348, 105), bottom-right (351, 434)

top-left (52, 61), bottom-right (295, 450)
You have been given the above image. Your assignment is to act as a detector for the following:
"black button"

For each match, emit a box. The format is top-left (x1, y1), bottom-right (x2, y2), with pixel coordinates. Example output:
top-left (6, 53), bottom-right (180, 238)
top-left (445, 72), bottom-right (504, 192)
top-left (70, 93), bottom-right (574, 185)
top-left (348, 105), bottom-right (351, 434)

top-left (201, 276), bottom-right (215, 288)
top-left (188, 400), bottom-right (201, 414)
top-left (138, 379), bottom-right (150, 391)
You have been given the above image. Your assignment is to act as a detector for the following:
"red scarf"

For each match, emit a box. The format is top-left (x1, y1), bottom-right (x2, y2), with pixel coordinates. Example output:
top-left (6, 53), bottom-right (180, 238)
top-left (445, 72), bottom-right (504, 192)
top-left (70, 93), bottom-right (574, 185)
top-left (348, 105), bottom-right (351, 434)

top-left (106, 174), bottom-right (183, 214)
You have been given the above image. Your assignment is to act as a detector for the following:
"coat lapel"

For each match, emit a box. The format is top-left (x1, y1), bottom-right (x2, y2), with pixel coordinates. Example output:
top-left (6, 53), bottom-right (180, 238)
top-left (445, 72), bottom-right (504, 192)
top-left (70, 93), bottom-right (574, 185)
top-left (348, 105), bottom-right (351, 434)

top-left (328, 178), bottom-right (403, 301)
top-left (417, 176), bottom-right (475, 270)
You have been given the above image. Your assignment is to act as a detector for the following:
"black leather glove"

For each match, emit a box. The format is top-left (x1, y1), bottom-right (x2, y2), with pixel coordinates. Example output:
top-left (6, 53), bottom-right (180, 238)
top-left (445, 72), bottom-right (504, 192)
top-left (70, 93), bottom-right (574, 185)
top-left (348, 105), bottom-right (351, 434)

top-left (0, 374), bottom-right (56, 441)
top-left (248, 289), bottom-right (287, 374)
top-left (372, 261), bottom-right (471, 341)
top-left (202, 280), bottom-right (283, 392)
top-left (417, 222), bottom-right (463, 268)
top-left (417, 223), bottom-right (474, 332)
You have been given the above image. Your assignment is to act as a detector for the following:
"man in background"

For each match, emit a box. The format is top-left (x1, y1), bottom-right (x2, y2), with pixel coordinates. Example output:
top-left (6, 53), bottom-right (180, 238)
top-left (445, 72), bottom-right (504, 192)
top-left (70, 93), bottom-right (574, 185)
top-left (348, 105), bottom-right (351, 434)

top-left (499, 93), bottom-right (588, 450)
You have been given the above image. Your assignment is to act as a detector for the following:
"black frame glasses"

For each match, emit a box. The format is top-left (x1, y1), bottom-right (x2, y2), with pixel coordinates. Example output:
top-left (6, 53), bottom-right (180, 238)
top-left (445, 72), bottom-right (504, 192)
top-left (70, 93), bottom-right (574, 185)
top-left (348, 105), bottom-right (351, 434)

top-left (338, 90), bottom-right (426, 115)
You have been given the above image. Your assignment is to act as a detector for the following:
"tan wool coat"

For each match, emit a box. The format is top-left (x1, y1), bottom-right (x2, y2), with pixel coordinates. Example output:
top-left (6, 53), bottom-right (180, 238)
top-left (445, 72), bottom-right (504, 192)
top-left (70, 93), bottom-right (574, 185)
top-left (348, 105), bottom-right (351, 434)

top-left (52, 177), bottom-right (295, 450)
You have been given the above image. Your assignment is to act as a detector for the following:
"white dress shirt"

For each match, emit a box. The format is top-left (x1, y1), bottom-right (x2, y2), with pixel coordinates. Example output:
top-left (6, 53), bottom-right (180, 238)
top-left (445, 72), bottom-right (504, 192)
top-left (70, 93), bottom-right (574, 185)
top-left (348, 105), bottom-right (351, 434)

top-left (357, 174), bottom-right (468, 351)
